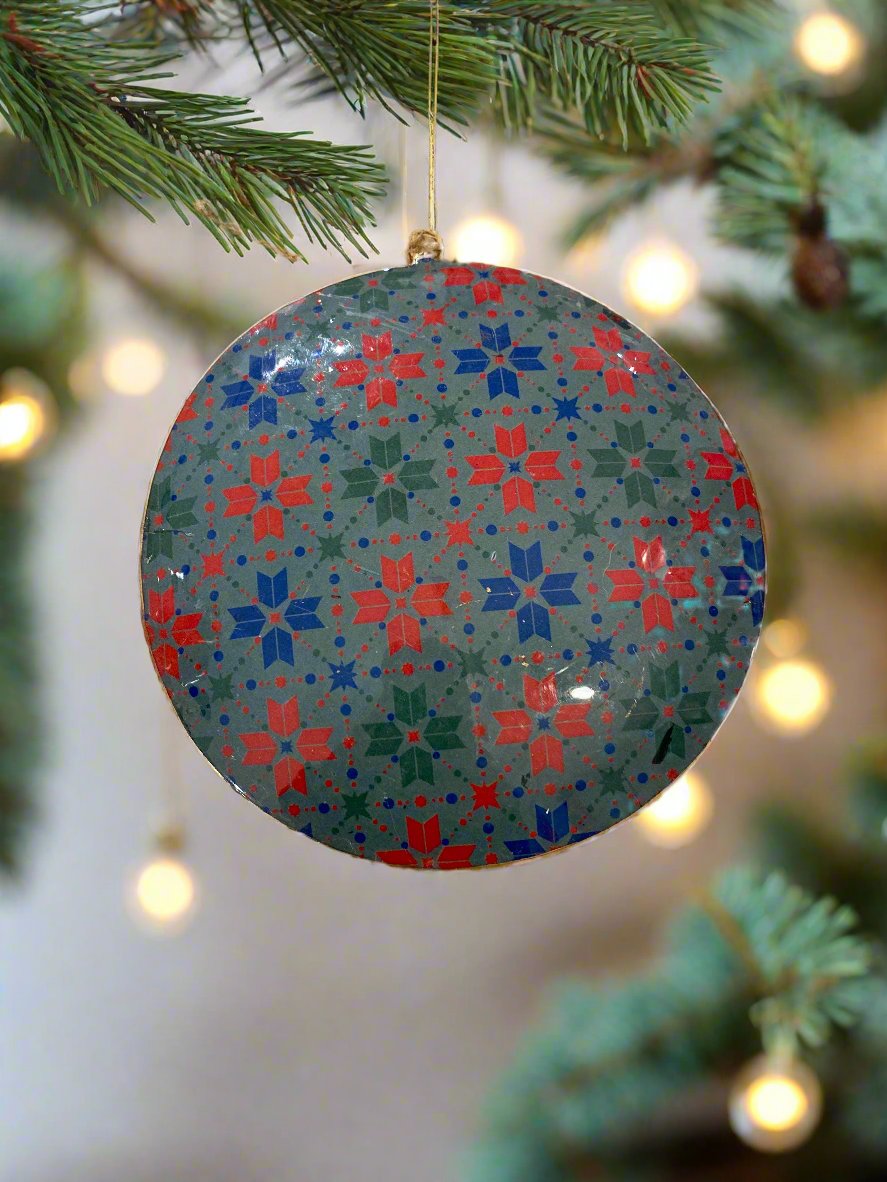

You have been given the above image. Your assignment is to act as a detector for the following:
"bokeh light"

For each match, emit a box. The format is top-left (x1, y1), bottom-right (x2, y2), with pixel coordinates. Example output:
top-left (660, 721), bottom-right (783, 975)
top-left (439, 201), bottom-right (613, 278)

top-left (101, 338), bottom-right (166, 398)
top-left (751, 658), bottom-right (832, 735)
top-left (729, 1055), bottom-right (822, 1152)
top-left (131, 855), bottom-right (196, 934)
top-left (452, 214), bottom-right (522, 268)
top-left (795, 11), bottom-right (864, 77)
top-left (634, 770), bottom-right (713, 848)
top-left (621, 241), bottom-right (698, 317)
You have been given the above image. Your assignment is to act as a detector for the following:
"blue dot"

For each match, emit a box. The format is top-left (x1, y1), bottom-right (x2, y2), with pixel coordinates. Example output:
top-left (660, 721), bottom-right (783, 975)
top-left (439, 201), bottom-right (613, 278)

top-left (246, 679), bottom-right (256, 690)
top-left (483, 822), bottom-right (494, 834)
top-left (219, 713), bottom-right (229, 725)
top-left (213, 651), bottom-right (223, 662)
top-left (627, 643), bottom-right (638, 655)
top-left (513, 786), bottom-right (524, 798)
top-left (188, 686), bottom-right (198, 698)
top-left (605, 742), bottom-right (615, 754)
top-left (319, 802), bottom-right (330, 814)
top-left (501, 655), bottom-right (512, 667)
top-left (383, 797), bottom-right (395, 809)
top-left (611, 517), bottom-right (622, 527)
top-left (236, 555), bottom-right (247, 566)
top-left (340, 704), bottom-right (351, 716)
top-left (547, 520), bottom-right (558, 532)
top-left (433, 659), bottom-right (445, 672)
top-left (709, 606), bottom-right (719, 617)
top-left (335, 635), bottom-right (346, 647)
top-left (684, 639), bottom-right (695, 650)
top-left (354, 832), bottom-right (365, 844)
top-left (575, 779), bottom-right (587, 791)
top-left (486, 523), bottom-right (498, 535)
top-left (464, 623), bottom-right (474, 635)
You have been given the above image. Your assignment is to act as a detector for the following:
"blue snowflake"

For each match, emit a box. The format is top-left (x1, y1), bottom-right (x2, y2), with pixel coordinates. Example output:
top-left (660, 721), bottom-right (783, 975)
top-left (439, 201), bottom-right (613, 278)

top-left (478, 541), bottom-right (580, 642)
top-left (220, 351), bottom-right (306, 428)
top-left (453, 322), bottom-right (545, 399)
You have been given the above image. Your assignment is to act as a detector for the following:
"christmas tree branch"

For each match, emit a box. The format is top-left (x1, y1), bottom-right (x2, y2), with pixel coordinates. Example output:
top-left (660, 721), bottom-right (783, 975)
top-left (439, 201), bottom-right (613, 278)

top-left (0, 1), bottom-right (387, 260)
top-left (467, 870), bottom-right (876, 1180)
top-left (479, 2), bottom-right (720, 142)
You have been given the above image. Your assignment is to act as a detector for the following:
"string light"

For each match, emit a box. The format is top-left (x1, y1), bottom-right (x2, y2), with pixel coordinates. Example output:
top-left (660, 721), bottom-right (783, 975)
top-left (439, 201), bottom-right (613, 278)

top-left (101, 337), bottom-right (166, 398)
top-left (750, 656), bottom-right (832, 736)
top-left (634, 770), bottom-right (713, 848)
top-left (729, 1055), bottom-right (822, 1152)
top-left (452, 214), bottom-right (522, 268)
top-left (621, 241), bottom-right (698, 318)
top-left (794, 11), bottom-right (864, 77)
top-left (0, 368), bottom-right (53, 462)
top-left (129, 826), bottom-right (197, 935)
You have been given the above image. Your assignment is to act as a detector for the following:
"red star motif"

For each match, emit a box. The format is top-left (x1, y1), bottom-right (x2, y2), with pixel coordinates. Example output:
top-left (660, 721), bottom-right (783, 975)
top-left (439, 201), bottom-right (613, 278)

top-left (351, 552), bottom-right (451, 656)
top-left (701, 428), bottom-right (758, 510)
top-left (222, 450), bottom-right (313, 543)
top-left (445, 518), bottom-right (472, 547)
top-left (239, 696), bottom-right (334, 797)
top-left (145, 586), bottom-right (205, 679)
top-left (605, 536), bottom-right (697, 633)
top-left (570, 327), bottom-right (655, 397)
top-left (333, 331), bottom-right (425, 411)
top-left (472, 781), bottom-right (501, 810)
top-left (689, 508), bottom-right (712, 534)
top-left (493, 673), bottom-right (593, 776)
top-left (444, 265), bottom-right (526, 306)
top-left (466, 423), bottom-right (564, 514)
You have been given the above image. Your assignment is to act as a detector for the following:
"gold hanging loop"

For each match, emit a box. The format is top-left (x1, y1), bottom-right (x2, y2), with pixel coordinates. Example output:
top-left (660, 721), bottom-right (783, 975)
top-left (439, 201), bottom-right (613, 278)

top-left (406, 0), bottom-right (444, 263)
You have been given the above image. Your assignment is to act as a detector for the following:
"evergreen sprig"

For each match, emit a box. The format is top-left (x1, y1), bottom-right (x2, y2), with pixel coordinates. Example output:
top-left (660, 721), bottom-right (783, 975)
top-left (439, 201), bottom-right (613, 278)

top-left (0, 1), bottom-right (386, 259)
top-left (467, 868), bottom-right (878, 1181)
top-left (479, 2), bottom-right (720, 143)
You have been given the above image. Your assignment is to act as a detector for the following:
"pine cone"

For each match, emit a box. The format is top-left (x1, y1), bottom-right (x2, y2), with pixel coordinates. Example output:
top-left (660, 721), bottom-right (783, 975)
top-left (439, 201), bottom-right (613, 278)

top-left (791, 203), bottom-right (850, 311)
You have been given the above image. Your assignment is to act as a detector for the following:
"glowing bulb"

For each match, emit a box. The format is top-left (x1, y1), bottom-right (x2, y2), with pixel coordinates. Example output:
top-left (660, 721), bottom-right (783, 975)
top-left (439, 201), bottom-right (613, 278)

top-left (634, 770), bottom-right (713, 848)
top-left (795, 12), bottom-right (864, 77)
top-left (729, 1055), bottom-right (822, 1152)
top-left (0, 393), bottom-right (46, 461)
top-left (101, 337), bottom-right (166, 397)
top-left (622, 241), bottom-right (698, 318)
top-left (132, 855), bottom-right (196, 933)
top-left (751, 658), bottom-right (832, 735)
top-left (762, 617), bottom-right (806, 660)
top-left (452, 214), bottom-right (522, 268)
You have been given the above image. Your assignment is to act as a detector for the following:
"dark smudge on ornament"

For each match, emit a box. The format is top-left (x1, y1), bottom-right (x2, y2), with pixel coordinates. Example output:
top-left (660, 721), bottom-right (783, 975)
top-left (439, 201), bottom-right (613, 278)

top-left (140, 260), bottom-right (766, 869)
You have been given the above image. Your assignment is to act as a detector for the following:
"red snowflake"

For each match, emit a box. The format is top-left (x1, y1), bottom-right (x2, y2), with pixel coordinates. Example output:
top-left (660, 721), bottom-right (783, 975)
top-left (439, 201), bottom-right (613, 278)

top-left (351, 552), bottom-right (451, 656)
top-left (333, 331), bottom-right (425, 411)
top-left (605, 536), bottom-right (697, 632)
top-left (570, 327), bottom-right (655, 397)
top-left (239, 696), bottom-right (334, 797)
top-left (493, 673), bottom-right (593, 776)
top-left (466, 423), bottom-right (564, 514)
top-left (145, 586), bottom-right (204, 679)
top-left (221, 450), bottom-right (313, 543)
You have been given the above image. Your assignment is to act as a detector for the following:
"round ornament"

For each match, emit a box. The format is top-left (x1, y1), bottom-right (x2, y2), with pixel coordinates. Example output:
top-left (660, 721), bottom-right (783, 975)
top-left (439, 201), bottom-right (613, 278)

top-left (140, 260), bottom-right (766, 869)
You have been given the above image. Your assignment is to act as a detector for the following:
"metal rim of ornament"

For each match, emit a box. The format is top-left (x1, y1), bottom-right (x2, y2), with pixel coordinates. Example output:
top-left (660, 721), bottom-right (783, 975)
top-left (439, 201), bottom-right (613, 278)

top-left (139, 259), bottom-right (767, 871)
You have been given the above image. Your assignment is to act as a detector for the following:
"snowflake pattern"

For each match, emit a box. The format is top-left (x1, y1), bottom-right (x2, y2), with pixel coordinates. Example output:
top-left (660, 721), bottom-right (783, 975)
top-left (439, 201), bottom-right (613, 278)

top-left (140, 261), bottom-right (766, 869)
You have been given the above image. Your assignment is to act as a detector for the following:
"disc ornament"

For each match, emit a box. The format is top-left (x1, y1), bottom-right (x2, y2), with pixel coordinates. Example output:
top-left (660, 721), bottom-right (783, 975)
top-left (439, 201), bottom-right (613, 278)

top-left (140, 260), bottom-right (765, 869)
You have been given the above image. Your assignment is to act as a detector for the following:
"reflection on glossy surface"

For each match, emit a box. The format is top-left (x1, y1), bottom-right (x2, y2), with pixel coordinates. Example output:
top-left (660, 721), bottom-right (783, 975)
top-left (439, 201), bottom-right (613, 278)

top-left (140, 261), bottom-right (765, 868)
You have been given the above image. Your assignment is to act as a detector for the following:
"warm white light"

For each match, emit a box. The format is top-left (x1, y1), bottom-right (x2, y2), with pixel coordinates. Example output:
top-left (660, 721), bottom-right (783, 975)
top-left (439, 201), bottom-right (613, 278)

top-left (68, 353), bottom-right (102, 404)
top-left (751, 658), bottom-right (832, 735)
top-left (634, 770), bottom-right (713, 848)
top-left (622, 241), bottom-right (698, 317)
top-left (452, 214), bottom-right (522, 268)
top-left (101, 337), bottom-right (166, 397)
top-left (762, 618), bottom-right (806, 660)
top-left (133, 856), bottom-right (196, 932)
top-left (729, 1056), bottom-right (822, 1152)
top-left (0, 393), bottom-right (45, 460)
top-left (795, 12), bottom-right (864, 77)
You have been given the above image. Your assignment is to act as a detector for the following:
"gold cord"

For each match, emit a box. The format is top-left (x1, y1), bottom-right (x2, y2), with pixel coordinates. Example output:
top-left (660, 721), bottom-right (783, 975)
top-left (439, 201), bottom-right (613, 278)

top-left (407, 0), bottom-right (443, 263)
